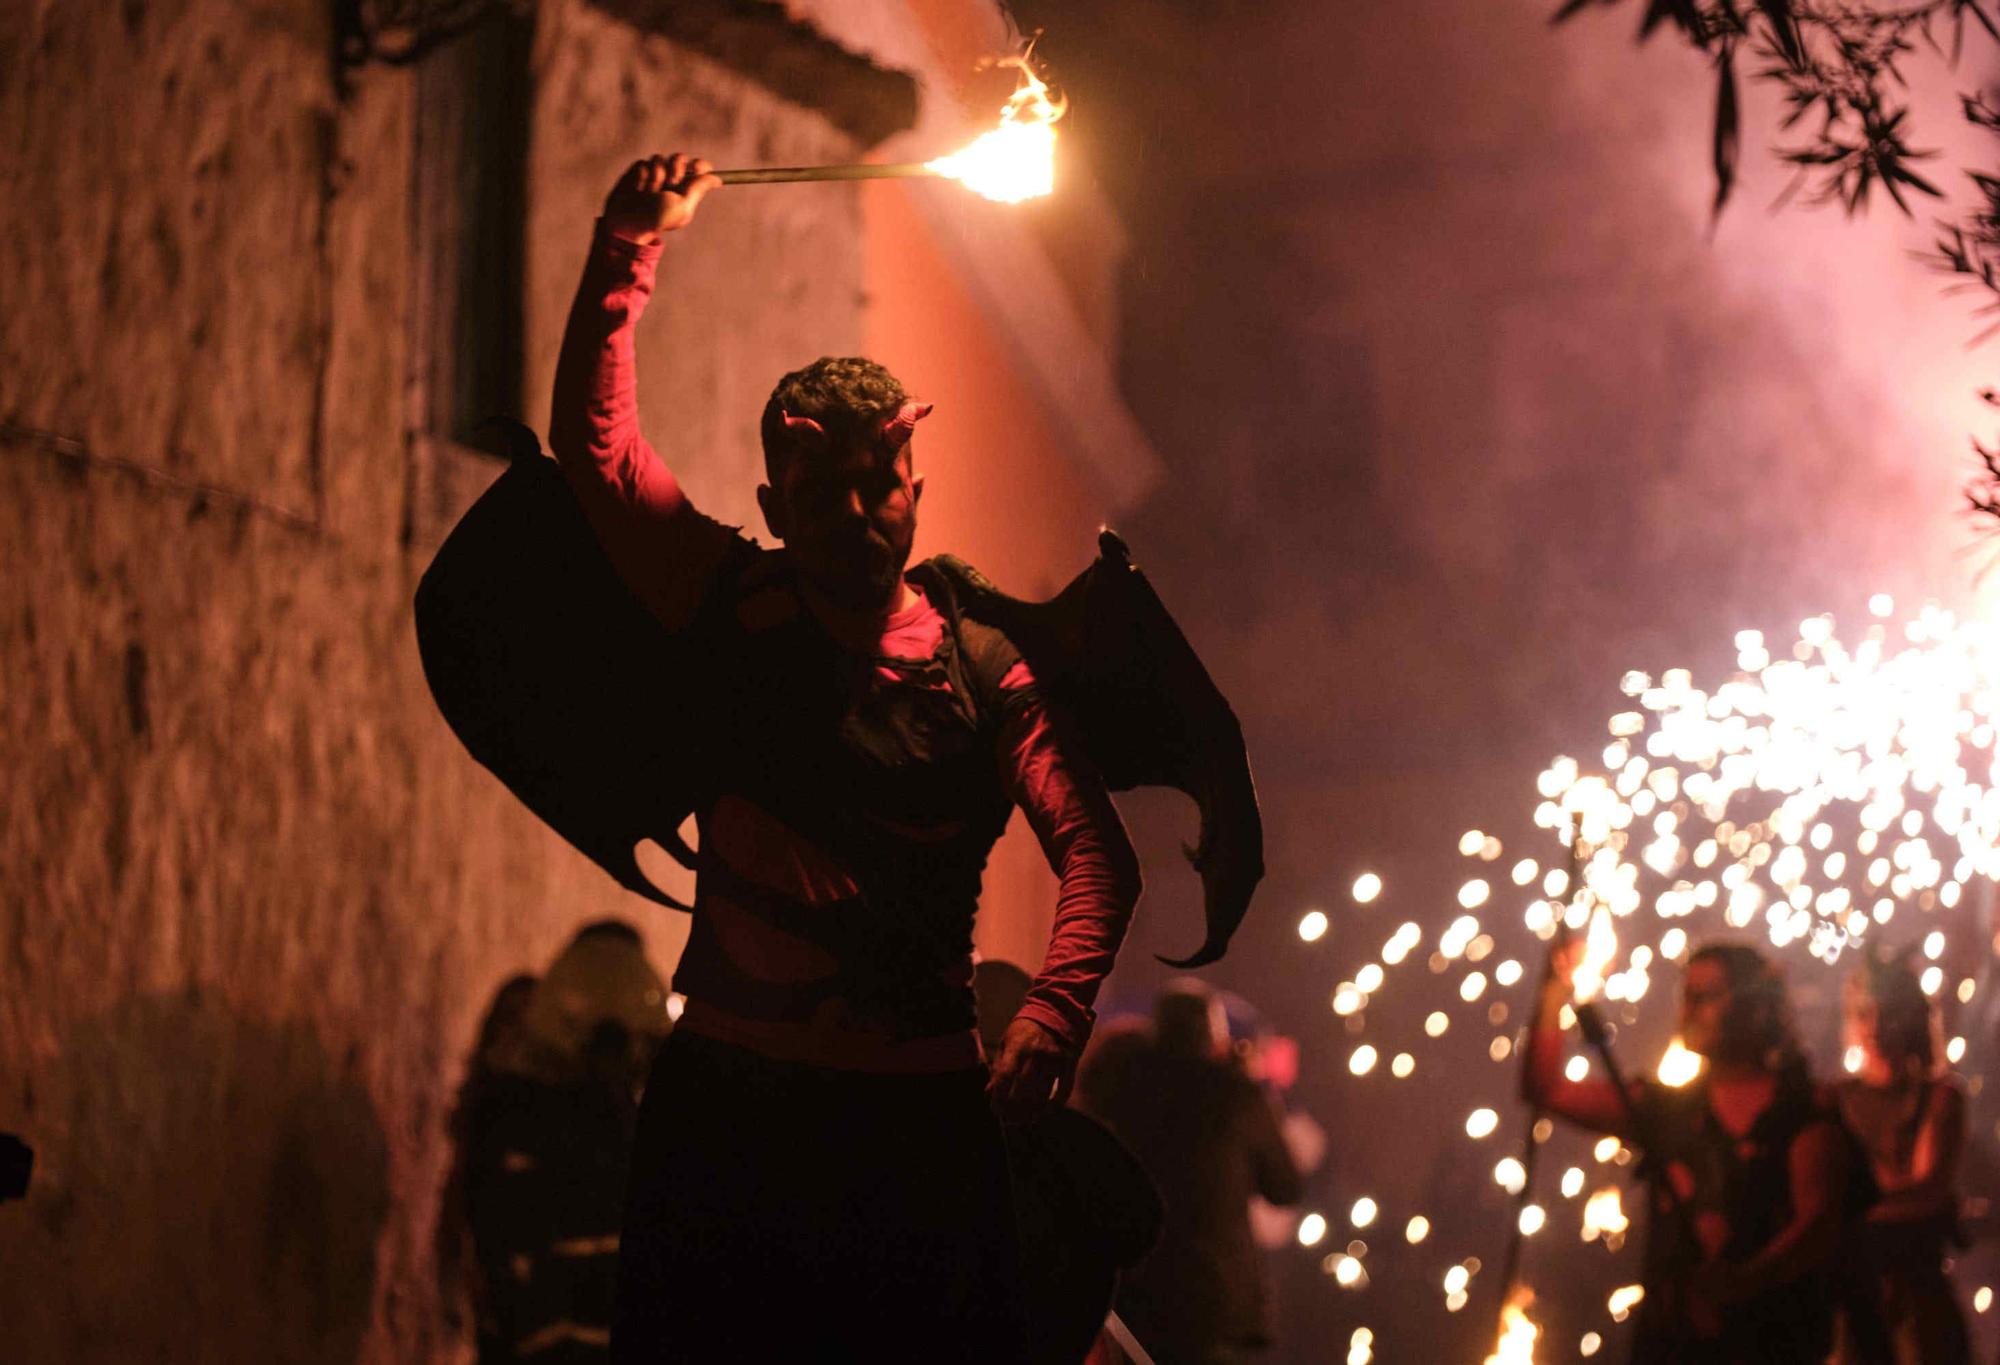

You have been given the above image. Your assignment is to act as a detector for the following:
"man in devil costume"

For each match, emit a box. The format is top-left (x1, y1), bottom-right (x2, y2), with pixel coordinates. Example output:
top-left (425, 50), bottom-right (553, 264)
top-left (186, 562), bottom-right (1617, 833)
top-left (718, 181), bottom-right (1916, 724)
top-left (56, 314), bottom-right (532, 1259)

top-left (416, 153), bottom-right (1264, 1362)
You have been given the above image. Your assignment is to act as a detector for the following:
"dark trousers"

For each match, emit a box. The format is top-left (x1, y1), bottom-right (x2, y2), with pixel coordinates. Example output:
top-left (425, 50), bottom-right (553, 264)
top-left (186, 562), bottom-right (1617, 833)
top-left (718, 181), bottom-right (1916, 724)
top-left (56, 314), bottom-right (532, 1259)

top-left (612, 1031), bottom-right (1024, 1364)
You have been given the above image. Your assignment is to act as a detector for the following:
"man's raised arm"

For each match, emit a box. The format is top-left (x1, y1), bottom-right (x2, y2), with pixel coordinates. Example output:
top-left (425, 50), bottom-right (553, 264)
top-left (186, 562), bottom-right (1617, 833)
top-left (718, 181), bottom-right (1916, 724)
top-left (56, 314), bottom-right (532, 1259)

top-left (548, 153), bottom-right (737, 632)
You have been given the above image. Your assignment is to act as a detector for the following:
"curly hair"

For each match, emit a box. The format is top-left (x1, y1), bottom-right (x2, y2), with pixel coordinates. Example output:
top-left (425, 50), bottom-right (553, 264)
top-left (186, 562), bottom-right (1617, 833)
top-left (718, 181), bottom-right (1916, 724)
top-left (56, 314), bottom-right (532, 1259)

top-left (758, 356), bottom-right (911, 481)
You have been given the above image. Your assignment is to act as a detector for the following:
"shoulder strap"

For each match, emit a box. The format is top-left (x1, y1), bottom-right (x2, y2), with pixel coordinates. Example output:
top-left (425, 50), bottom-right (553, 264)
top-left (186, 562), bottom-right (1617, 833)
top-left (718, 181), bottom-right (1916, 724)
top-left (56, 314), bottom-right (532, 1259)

top-left (908, 558), bottom-right (1024, 730)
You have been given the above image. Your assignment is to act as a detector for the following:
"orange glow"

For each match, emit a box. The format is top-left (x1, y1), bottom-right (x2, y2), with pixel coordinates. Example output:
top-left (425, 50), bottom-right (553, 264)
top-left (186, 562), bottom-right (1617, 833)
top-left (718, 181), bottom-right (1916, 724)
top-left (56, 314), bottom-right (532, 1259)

top-left (1485, 1289), bottom-right (1540, 1364)
top-left (1656, 1037), bottom-right (1703, 1087)
top-left (926, 52), bottom-right (1066, 203)
top-left (1570, 906), bottom-right (1619, 1004)
top-left (1582, 1187), bottom-right (1629, 1243)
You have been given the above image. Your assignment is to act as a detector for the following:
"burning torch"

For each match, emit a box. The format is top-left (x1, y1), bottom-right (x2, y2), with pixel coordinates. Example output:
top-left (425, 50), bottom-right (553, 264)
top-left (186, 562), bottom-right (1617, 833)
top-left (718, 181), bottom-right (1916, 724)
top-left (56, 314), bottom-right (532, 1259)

top-left (1567, 902), bottom-right (1633, 1105)
top-left (1494, 828), bottom-right (1595, 1315)
top-left (1492, 820), bottom-right (1638, 1359)
top-left (715, 53), bottom-right (1064, 205)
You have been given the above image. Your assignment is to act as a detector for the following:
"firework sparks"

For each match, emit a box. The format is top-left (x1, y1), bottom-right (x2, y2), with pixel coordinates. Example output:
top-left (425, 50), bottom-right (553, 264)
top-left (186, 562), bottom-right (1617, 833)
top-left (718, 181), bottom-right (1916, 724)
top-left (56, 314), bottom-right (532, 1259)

top-left (1313, 598), bottom-right (2000, 1353)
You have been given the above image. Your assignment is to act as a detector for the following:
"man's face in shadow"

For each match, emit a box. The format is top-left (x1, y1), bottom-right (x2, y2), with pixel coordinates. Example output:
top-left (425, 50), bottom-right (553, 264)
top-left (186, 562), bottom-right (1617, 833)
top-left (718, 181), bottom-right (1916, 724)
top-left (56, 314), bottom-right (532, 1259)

top-left (760, 438), bottom-right (924, 612)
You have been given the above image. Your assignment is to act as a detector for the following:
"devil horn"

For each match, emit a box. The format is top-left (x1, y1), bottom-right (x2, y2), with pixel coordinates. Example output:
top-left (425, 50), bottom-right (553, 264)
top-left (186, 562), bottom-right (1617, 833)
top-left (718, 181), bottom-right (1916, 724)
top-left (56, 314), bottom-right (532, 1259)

top-left (780, 409), bottom-right (827, 436)
top-left (880, 401), bottom-right (935, 449)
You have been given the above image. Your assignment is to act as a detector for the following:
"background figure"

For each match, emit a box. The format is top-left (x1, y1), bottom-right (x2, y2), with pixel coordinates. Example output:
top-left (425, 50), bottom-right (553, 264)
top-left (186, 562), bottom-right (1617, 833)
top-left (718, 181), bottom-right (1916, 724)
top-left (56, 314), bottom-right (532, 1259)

top-left (1214, 991), bottom-right (1325, 1254)
top-left (1076, 980), bottom-right (1303, 1365)
top-left (1526, 940), bottom-right (1854, 1364)
top-left (448, 923), bottom-right (671, 1364)
top-left (441, 972), bottom-right (541, 1360)
top-left (1835, 948), bottom-right (1971, 1365)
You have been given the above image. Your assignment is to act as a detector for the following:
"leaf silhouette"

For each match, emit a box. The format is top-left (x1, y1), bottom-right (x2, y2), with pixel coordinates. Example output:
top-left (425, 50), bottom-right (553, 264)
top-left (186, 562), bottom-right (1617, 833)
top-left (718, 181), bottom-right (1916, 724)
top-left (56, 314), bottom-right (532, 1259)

top-left (1713, 46), bottom-right (1742, 213)
top-left (1757, 0), bottom-right (1805, 66)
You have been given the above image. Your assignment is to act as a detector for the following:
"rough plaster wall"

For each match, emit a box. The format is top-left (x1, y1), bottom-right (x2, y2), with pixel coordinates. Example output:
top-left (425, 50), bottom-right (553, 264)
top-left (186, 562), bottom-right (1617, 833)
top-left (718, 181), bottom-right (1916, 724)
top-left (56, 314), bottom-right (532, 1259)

top-left (0, 3), bottom-right (869, 1360)
top-left (0, 0), bottom-right (333, 518)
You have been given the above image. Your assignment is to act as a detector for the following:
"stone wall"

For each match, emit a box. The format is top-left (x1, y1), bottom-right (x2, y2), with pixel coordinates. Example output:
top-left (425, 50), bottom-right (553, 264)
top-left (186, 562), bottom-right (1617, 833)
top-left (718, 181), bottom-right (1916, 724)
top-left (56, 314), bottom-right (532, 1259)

top-left (0, 2), bottom-right (879, 1358)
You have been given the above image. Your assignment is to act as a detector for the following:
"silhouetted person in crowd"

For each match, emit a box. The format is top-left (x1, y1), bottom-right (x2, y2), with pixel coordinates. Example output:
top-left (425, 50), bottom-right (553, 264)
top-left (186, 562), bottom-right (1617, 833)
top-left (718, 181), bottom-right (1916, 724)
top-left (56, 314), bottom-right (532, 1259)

top-left (1528, 940), bottom-right (1854, 1364)
top-left (450, 923), bottom-right (670, 1364)
top-left (1076, 980), bottom-right (1302, 1365)
top-left (441, 972), bottom-right (540, 1360)
top-left (551, 154), bottom-right (1143, 1363)
top-left (1834, 948), bottom-right (1970, 1364)
top-left (1214, 991), bottom-right (1323, 1254)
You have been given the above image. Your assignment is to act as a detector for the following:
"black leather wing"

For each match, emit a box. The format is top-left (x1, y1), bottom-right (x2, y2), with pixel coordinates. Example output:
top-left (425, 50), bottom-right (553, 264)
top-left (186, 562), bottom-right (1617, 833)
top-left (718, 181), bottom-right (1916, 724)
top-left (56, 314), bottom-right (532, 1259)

top-left (414, 436), bottom-right (700, 910)
top-left (415, 432), bottom-right (1265, 960)
top-left (929, 533), bottom-right (1265, 967)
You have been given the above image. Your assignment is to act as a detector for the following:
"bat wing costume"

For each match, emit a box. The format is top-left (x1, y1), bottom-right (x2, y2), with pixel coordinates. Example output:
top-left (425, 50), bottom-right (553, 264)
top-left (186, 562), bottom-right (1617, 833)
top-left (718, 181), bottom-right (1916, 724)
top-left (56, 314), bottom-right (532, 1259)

top-left (413, 428), bottom-right (1262, 969)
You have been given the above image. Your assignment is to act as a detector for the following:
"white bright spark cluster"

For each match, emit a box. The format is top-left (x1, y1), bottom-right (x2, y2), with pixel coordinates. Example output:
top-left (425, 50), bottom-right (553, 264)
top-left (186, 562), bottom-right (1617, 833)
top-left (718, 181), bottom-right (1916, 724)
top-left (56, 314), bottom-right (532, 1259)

top-left (1314, 600), bottom-right (2000, 1357)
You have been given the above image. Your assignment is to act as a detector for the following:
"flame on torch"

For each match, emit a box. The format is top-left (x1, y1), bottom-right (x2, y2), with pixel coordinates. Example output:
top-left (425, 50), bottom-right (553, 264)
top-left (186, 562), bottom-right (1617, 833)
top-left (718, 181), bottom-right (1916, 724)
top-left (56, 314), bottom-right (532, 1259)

top-left (1570, 905), bottom-right (1619, 1005)
top-left (1485, 1289), bottom-right (1540, 1365)
top-left (925, 51), bottom-right (1066, 203)
top-left (1657, 1036), bottom-right (1704, 1087)
top-left (714, 45), bottom-right (1065, 202)
top-left (1581, 1186), bottom-right (1629, 1245)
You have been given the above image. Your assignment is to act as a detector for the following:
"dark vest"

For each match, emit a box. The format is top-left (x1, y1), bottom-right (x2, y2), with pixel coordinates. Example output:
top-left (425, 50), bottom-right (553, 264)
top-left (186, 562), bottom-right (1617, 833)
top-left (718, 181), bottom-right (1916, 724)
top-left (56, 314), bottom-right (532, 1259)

top-left (670, 548), bottom-right (1029, 1040)
top-left (1628, 1067), bottom-right (1842, 1364)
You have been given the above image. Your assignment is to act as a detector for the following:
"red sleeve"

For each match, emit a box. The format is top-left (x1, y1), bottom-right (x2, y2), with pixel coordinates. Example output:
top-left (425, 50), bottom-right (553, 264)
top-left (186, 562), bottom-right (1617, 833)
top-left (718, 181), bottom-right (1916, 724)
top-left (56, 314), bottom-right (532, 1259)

top-left (547, 221), bottom-right (738, 631)
top-left (995, 660), bottom-right (1143, 1055)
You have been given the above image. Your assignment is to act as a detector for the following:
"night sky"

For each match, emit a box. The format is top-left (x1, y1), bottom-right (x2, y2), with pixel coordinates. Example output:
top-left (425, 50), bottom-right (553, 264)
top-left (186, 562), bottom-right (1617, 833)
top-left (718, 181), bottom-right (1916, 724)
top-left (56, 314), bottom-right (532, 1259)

top-left (1012, 1), bottom-right (2000, 1357)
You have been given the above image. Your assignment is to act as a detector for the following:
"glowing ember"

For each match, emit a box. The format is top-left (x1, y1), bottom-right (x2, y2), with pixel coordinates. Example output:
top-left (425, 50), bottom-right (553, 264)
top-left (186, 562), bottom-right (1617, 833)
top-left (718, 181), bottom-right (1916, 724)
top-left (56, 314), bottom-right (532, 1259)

top-left (1656, 1036), bottom-right (1703, 1087)
top-left (1581, 1187), bottom-right (1629, 1244)
top-left (1607, 1284), bottom-right (1645, 1322)
top-left (1485, 1290), bottom-right (1541, 1365)
top-left (1569, 906), bottom-right (1619, 1005)
top-left (924, 52), bottom-right (1065, 203)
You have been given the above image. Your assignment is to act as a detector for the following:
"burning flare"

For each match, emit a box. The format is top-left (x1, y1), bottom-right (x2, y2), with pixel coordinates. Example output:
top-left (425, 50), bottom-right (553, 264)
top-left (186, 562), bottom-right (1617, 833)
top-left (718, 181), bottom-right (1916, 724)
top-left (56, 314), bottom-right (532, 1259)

top-left (1657, 1036), bottom-right (1703, 1087)
top-left (926, 51), bottom-right (1066, 203)
top-left (1581, 1186), bottom-right (1629, 1245)
top-left (1570, 905), bottom-right (1620, 1005)
top-left (1485, 1289), bottom-right (1540, 1365)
